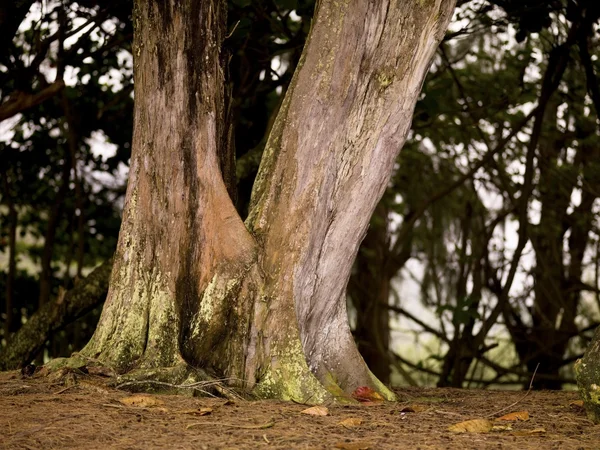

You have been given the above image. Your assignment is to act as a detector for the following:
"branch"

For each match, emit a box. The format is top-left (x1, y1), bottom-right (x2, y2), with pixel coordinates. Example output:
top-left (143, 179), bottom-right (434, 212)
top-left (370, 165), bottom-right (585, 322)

top-left (385, 303), bottom-right (450, 343)
top-left (0, 80), bottom-right (65, 122)
top-left (0, 258), bottom-right (113, 371)
top-left (578, 24), bottom-right (600, 127)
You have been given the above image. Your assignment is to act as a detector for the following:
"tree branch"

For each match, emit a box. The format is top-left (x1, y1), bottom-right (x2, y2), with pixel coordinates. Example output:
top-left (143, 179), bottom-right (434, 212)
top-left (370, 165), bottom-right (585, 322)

top-left (0, 80), bottom-right (65, 122)
top-left (0, 258), bottom-right (113, 371)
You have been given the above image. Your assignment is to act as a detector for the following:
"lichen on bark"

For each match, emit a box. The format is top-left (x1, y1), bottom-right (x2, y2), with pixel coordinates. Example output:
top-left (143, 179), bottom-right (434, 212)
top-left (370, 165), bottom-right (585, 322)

top-left (46, 0), bottom-right (457, 404)
top-left (575, 327), bottom-right (600, 423)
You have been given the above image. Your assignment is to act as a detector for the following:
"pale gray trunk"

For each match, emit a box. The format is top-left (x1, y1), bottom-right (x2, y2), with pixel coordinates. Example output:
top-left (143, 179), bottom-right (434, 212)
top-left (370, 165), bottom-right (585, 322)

top-left (247, 0), bottom-right (455, 395)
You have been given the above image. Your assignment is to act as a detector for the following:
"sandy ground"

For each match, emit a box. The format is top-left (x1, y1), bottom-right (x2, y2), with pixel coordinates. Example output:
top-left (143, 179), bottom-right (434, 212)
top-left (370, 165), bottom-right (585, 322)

top-left (0, 370), bottom-right (598, 449)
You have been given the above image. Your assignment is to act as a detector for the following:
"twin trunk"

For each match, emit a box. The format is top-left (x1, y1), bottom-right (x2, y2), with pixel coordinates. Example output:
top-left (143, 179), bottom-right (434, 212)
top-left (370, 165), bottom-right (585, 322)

top-left (80, 0), bottom-right (455, 400)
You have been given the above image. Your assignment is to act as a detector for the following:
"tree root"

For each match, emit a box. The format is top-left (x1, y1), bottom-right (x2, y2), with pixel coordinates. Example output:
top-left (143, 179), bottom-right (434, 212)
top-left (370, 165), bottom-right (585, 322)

top-left (40, 356), bottom-right (247, 401)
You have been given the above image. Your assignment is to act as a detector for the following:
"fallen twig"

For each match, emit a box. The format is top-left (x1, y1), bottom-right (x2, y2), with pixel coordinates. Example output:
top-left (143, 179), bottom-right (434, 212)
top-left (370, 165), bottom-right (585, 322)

top-left (486, 363), bottom-right (539, 418)
top-left (186, 420), bottom-right (275, 430)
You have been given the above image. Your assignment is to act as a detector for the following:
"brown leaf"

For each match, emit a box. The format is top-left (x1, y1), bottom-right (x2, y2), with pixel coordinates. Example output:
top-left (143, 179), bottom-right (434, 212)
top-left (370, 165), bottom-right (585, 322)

top-left (301, 405), bottom-right (329, 416)
top-left (334, 441), bottom-right (373, 450)
top-left (352, 386), bottom-right (384, 403)
top-left (180, 407), bottom-right (213, 416)
top-left (447, 418), bottom-right (493, 433)
top-left (496, 411), bottom-right (529, 421)
top-left (570, 400), bottom-right (584, 408)
top-left (338, 418), bottom-right (363, 428)
top-left (119, 394), bottom-right (165, 407)
top-left (400, 404), bottom-right (429, 413)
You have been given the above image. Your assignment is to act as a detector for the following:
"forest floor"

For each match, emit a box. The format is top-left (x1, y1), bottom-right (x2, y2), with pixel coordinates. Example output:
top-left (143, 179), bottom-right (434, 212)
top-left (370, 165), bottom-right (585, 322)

top-left (0, 369), bottom-right (598, 449)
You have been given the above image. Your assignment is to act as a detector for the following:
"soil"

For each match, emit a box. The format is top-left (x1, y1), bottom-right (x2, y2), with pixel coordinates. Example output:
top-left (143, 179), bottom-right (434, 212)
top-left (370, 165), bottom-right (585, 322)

top-left (1, 370), bottom-right (597, 449)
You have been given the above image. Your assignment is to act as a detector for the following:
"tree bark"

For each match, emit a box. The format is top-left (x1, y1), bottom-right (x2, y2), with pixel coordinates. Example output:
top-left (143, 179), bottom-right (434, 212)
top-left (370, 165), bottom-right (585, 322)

top-left (78, 0), bottom-right (455, 401)
top-left (576, 326), bottom-right (600, 423)
top-left (2, 173), bottom-right (19, 337)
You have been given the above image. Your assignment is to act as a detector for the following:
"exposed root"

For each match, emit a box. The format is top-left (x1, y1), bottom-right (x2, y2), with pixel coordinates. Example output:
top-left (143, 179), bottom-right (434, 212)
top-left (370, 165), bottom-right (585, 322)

top-left (115, 378), bottom-right (246, 401)
top-left (110, 364), bottom-right (247, 401)
top-left (41, 355), bottom-right (247, 401)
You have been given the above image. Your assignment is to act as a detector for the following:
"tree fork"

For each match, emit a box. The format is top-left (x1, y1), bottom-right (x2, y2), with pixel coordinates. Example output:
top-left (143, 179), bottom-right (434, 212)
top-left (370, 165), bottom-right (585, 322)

top-left (69, 0), bottom-right (455, 403)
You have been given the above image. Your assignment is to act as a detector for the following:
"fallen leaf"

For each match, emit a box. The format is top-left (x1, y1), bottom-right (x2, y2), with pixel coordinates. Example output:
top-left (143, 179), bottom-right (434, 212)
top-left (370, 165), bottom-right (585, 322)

top-left (400, 404), bottom-right (429, 413)
top-left (180, 407), bottom-right (213, 416)
top-left (119, 394), bottom-right (165, 407)
top-left (338, 418), bottom-right (363, 428)
top-left (570, 400), bottom-right (584, 408)
top-left (301, 405), bottom-right (329, 416)
top-left (512, 428), bottom-right (546, 436)
top-left (447, 418), bottom-right (493, 433)
top-left (352, 386), bottom-right (384, 403)
top-left (496, 411), bottom-right (529, 421)
top-left (334, 441), bottom-right (372, 450)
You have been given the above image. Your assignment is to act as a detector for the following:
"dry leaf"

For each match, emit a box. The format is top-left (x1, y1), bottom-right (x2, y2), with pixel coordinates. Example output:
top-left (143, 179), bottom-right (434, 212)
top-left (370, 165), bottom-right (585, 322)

top-left (180, 407), bottom-right (213, 416)
top-left (352, 386), bottom-right (384, 403)
top-left (570, 400), bottom-right (584, 408)
top-left (119, 394), bottom-right (165, 407)
top-left (301, 405), bottom-right (329, 416)
top-left (496, 411), bottom-right (529, 421)
top-left (334, 441), bottom-right (372, 450)
top-left (400, 404), bottom-right (429, 413)
top-left (447, 418), bottom-right (493, 433)
top-left (338, 418), bottom-right (363, 428)
top-left (512, 428), bottom-right (546, 436)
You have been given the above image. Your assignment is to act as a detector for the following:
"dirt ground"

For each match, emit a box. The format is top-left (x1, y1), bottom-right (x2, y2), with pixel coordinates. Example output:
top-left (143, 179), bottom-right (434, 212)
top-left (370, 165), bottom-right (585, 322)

top-left (1, 370), bottom-right (598, 449)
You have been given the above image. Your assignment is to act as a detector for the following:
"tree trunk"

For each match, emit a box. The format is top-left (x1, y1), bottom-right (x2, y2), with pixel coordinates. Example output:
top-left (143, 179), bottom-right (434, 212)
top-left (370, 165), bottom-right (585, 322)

top-left (576, 326), bottom-right (600, 423)
top-left (2, 173), bottom-right (19, 337)
top-left (78, 0), bottom-right (455, 401)
top-left (349, 202), bottom-right (392, 384)
top-left (38, 144), bottom-right (71, 307)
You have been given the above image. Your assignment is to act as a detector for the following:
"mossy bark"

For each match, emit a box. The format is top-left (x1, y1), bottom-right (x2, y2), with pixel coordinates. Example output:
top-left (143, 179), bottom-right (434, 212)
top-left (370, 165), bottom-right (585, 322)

top-left (74, 0), bottom-right (455, 403)
top-left (576, 328), bottom-right (600, 423)
top-left (247, 0), bottom-right (455, 398)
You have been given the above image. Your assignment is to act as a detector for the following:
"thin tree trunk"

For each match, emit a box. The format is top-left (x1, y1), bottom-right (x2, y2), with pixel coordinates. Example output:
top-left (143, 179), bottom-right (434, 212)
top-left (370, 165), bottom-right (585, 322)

top-left (38, 147), bottom-right (71, 307)
top-left (350, 202), bottom-right (392, 384)
top-left (2, 173), bottom-right (19, 337)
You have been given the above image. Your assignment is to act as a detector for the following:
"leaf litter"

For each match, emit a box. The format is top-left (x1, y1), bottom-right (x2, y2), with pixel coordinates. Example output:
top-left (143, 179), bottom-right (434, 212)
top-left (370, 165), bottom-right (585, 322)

top-left (0, 372), bottom-right (597, 449)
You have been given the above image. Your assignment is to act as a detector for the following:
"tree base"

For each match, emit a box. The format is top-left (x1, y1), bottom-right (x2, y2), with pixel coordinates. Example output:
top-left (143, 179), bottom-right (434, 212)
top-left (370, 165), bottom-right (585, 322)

top-left (575, 357), bottom-right (600, 423)
top-left (42, 356), bottom-right (245, 399)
